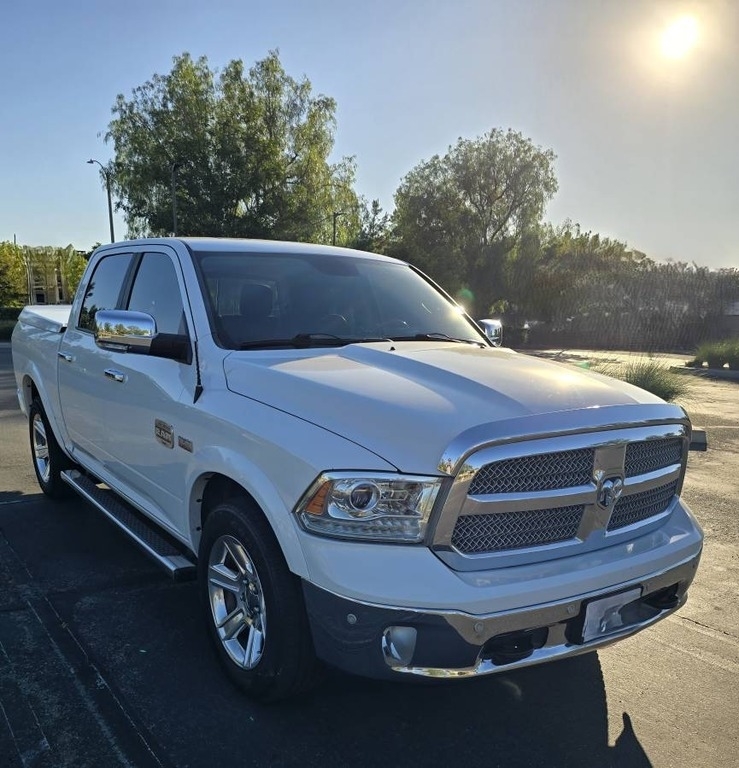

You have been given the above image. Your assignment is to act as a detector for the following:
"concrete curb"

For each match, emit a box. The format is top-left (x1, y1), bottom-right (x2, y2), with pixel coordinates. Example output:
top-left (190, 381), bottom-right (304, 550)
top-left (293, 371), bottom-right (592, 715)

top-left (670, 366), bottom-right (739, 382)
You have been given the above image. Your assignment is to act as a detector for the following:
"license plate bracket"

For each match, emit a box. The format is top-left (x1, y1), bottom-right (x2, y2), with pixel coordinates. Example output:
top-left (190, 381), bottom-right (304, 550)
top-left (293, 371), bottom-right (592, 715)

top-left (578, 586), bottom-right (643, 644)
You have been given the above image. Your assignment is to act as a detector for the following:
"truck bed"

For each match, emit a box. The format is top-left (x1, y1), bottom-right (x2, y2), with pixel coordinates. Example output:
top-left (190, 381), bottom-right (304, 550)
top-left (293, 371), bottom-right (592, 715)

top-left (17, 305), bottom-right (72, 334)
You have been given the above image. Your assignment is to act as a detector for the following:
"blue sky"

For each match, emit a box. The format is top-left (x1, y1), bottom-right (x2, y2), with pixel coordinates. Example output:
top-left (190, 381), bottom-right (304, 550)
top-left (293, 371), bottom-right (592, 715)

top-left (1, 0), bottom-right (736, 268)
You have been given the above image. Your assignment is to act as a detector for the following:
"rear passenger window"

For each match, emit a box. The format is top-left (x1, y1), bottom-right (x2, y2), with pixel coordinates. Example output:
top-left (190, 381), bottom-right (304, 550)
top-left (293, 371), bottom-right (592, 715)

top-left (77, 254), bottom-right (132, 331)
top-left (127, 252), bottom-right (187, 335)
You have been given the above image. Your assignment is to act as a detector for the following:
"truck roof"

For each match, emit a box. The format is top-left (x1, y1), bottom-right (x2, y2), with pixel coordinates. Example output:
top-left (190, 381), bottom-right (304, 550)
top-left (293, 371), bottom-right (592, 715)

top-left (93, 237), bottom-right (402, 264)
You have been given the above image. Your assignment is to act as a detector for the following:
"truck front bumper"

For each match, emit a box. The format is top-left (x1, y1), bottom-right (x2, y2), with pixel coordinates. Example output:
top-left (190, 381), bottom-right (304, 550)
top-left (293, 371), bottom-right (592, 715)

top-left (302, 549), bottom-right (701, 680)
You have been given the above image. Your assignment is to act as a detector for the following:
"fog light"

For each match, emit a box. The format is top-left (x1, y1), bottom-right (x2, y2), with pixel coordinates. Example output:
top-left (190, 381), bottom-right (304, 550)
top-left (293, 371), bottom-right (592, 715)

top-left (382, 626), bottom-right (417, 667)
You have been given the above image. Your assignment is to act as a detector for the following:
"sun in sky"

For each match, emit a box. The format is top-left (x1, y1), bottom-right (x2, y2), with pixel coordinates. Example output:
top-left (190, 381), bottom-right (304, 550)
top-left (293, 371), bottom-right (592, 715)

top-left (660, 15), bottom-right (699, 59)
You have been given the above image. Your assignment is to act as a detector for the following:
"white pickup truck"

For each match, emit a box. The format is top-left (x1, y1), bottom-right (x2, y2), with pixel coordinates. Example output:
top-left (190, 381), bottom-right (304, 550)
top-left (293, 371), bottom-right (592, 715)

top-left (12, 237), bottom-right (703, 701)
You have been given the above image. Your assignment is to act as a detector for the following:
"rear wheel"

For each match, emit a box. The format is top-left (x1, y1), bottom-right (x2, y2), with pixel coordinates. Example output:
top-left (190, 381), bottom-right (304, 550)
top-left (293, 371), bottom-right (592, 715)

top-left (199, 497), bottom-right (320, 701)
top-left (29, 398), bottom-right (74, 499)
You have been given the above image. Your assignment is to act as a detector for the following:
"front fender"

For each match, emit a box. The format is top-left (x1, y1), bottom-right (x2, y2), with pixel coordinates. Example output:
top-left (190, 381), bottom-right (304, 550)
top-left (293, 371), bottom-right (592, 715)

top-left (186, 446), bottom-right (315, 578)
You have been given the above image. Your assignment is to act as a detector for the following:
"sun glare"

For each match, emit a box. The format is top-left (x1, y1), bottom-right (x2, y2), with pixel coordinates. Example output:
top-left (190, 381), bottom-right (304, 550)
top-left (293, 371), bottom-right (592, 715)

top-left (661, 15), bottom-right (699, 59)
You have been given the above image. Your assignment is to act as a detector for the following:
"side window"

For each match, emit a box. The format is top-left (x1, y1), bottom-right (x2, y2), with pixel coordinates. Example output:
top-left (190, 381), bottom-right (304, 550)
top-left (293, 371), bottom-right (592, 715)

top-left (127, 252), bottom-right (187, 335)
top-left (77, 254), bottom-right (133, 331)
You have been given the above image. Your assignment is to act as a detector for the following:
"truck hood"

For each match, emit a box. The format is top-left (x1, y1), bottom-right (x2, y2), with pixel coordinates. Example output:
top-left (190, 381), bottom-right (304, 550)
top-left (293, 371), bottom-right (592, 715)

top-left (223, 342), bottom-right (664, 473)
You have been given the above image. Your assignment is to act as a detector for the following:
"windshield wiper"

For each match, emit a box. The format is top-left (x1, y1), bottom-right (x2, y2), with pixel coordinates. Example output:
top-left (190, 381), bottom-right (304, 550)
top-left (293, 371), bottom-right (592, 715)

top-left (389, 332), bottom-right (486, 347)
top-left (238, 333), bottom-right (390, 350)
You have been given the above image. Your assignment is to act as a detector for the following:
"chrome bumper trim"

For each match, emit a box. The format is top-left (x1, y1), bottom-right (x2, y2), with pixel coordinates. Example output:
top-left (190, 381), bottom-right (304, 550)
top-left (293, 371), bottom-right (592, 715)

top-left (438, 403), bottom-right (690, 476)
top-left (381, 550), bottom-right (700, 677)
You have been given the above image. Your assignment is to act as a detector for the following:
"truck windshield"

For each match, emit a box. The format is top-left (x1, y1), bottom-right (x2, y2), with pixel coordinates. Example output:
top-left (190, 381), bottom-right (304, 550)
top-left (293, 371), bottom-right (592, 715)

top-left (191, 249), bottom-right (487, 350)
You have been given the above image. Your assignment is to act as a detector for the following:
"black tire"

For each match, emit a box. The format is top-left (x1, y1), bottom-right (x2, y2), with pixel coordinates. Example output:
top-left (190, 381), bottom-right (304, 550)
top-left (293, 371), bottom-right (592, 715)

top-left (28, 397), bottom-right (75, 499)
top-left (198, 497), bottom-right (320, 701)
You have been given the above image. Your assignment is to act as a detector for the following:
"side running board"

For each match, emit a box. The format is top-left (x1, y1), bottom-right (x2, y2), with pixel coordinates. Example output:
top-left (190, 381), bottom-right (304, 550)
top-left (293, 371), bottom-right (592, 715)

top-left (61, 470), bottom-right (196, 581)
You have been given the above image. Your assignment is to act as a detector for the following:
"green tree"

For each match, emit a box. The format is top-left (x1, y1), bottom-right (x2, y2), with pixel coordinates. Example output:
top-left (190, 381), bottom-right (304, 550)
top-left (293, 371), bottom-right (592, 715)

top-left (532, 222), bottom-right (645, 323)
top-left (518, 223), bottom-right (739, 350)
top-left (391, 129), bottom-right (558, 315)
top-left (0, 242), bottom-right (27, 306)
top-left (351, 198), bottom-right (391, 253)
top-left (106, 51), bottom-right (359, 242)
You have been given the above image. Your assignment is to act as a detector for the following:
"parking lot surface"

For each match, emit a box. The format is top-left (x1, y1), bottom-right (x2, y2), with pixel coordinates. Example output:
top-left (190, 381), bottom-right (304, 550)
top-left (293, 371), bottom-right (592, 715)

top-left (1, 343), bottom-right (737, 767)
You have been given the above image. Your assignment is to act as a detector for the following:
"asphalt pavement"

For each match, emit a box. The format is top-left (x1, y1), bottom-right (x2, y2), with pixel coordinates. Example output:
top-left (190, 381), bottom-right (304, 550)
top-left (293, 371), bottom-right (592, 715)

top-left (1, 343), bottom-right (737, 768)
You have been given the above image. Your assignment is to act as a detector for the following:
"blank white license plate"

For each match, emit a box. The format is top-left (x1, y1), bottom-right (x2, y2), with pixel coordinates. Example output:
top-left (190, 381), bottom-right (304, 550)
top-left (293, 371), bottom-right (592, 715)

top-left (581, 587), bottom-right (643, 643)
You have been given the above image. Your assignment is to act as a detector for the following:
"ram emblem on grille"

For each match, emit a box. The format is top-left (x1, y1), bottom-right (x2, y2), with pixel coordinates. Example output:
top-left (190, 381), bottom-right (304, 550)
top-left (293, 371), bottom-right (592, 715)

top-left (596, 476), bottom-right (624, 511)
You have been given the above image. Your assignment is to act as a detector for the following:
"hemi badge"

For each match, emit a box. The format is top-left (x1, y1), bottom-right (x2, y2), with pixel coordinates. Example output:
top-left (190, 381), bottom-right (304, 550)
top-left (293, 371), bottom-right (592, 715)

top-left (154, 419), bottom-right (174, 449)
top-left (178, 436), bottom-right (194, 453)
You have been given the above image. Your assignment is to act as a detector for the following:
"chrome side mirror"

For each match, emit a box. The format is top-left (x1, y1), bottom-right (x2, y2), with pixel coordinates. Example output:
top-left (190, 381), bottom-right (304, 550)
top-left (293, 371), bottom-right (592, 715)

top-left (94, 309), bottom-right (191, 363)
top-left (94, 309), bottom-right (155, 352)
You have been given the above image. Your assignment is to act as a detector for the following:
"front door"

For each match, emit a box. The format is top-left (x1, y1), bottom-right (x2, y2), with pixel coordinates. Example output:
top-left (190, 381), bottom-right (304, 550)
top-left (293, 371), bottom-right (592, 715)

top-left (59, 248), bottom-right (198, 536)
top-left (95, 249), bottom-right (197, 535)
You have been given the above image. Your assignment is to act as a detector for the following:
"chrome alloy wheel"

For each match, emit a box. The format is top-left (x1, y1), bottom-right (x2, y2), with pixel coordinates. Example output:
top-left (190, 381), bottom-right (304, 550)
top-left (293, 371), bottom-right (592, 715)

top-left (32, 412), bottom-right (51, 483)
top-left (207, 534), bottom-right (267, 670)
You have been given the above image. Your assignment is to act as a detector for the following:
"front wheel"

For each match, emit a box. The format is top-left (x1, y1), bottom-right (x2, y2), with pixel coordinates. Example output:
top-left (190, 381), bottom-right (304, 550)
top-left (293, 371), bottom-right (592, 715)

top-left (198, 498), bottom-right (320, 701)
top-left (29, 398), bottom-right (74, 499)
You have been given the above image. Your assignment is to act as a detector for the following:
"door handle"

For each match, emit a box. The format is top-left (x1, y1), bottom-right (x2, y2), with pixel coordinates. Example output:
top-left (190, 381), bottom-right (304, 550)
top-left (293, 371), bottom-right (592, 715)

top-left (58, 352), bottom-right (74, 363)
top-left (104, 369), bottom-right (126, 383)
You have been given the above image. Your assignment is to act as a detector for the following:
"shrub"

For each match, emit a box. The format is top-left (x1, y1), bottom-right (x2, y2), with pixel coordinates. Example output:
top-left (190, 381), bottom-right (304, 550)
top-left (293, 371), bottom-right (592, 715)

top-left (724, 339), bottom-right (739, 370)
top-left (596, 359), bottom-right (690, 402)
top-left (0, 320), bottom-right (16, 341)
top-left (693, 339), bottom-right (739, 369)
top-left (0, 307), bottom-right (22, 321)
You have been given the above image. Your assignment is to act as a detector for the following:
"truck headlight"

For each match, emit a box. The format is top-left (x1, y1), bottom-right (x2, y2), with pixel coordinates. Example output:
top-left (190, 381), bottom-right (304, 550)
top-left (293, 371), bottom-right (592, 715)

top-left (295, 472), bottom-right (444, 543)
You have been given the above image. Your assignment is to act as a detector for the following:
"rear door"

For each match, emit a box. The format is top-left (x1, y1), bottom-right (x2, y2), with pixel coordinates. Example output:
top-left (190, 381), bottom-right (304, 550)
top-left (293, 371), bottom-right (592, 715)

top-left (58, 251), bottom-right (134, 460)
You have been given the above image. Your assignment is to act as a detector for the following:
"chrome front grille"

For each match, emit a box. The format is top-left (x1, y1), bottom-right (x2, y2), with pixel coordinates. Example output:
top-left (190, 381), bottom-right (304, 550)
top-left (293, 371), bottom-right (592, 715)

top-left (624, 438), bottom-right (683, 477)
top-left (469, 448), bottom-right (594, 495)
top-left (607, 480), bottom-right (678, 531)
top-left (451, 505), bottom-right (584, 553)
top-left (433, 418), bottom-right (688, 570)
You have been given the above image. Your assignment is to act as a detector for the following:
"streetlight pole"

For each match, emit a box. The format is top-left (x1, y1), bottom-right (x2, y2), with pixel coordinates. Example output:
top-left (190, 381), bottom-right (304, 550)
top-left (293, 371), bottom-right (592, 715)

top-left (171, 161), bottom-right (181, 236)
top-left (332, 211), bottom-right (343, 246)
top-left (87, 159), bottom-right (115, 243)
